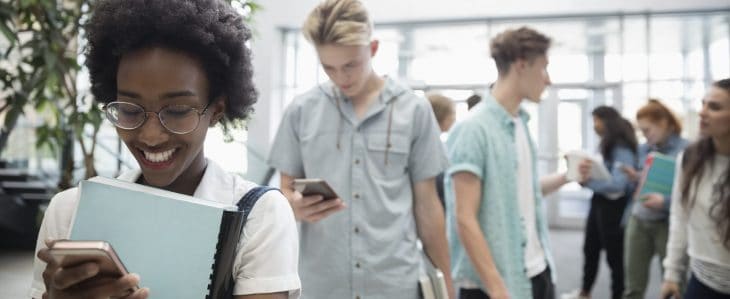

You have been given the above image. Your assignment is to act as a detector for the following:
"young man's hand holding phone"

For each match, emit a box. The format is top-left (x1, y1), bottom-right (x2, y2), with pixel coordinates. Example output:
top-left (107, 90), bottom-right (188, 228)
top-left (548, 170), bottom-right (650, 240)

top-left (293, 179), bottom-right (339, 199)
top-left (281, 175), bottom-right (346, 223)
top-left (36, 239), bottom-right (148, 299)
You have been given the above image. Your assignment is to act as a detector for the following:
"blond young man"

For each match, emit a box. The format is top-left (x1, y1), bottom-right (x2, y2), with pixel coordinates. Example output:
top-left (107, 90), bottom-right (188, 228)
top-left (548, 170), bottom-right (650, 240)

top-left (267, 0), bottom-right (454, 298)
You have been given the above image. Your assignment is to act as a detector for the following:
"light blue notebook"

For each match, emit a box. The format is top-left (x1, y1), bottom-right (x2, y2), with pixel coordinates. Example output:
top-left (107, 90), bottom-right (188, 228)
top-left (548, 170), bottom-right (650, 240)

top-left (70, 176), bottom-right (241, 298)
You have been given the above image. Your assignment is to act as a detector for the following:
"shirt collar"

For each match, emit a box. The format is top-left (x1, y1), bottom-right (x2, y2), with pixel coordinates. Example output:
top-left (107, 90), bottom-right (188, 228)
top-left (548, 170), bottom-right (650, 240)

top-left (319, 75), bottom-right (406, 105)
top-left (651, 133), bottom-right (682, 152)
top-left (192, 160), bottom-right (234, 203)
top-left (480, 93), bottom-right (531, 128)
top-left (116, 159), bottom-right (232, 204)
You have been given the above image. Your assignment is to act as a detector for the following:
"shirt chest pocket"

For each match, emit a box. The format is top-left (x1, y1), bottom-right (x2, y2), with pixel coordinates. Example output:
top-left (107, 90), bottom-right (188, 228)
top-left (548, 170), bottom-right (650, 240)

top-left (365, 133), bottom-right (410, 180)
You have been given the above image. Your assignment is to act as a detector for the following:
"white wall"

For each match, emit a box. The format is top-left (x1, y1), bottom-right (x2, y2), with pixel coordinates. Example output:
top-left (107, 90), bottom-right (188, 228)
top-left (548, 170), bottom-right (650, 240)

top-left (246, 0), bottom-right (729, 171)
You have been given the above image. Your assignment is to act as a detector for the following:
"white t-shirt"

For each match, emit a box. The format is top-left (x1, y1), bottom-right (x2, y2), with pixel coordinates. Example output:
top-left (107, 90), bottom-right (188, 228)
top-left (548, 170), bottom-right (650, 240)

top-left (513, 116), bottom-right (547, 278)
top-left (29, 160), bottom-right (301, 298)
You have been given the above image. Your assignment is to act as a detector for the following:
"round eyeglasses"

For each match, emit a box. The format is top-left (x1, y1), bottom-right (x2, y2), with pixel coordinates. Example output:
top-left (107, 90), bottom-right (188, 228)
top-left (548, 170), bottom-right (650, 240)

top-left (102, 101), bottom-right (210, 134)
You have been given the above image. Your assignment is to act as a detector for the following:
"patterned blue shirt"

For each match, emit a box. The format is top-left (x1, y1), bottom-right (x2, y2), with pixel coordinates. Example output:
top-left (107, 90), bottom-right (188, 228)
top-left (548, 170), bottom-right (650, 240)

top-left (445, 94), bottom-right (555, 298)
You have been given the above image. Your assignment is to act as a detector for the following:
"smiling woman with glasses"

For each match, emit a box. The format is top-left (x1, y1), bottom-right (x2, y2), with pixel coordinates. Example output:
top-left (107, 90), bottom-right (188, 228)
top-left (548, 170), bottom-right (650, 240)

top-left (29, 0), bottom-right (301, 298)
top-left (103, 101), bottom-right (211, 134)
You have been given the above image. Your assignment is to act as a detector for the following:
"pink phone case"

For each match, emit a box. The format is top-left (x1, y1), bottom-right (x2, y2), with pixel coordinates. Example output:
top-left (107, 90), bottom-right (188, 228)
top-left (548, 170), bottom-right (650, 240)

top-left (49, 240), bottom-right (138, 293)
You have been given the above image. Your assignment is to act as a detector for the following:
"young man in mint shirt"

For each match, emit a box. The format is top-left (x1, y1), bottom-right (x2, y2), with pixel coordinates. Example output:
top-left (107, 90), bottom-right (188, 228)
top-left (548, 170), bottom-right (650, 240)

top-left (445, 27), bottom-right (590, 299)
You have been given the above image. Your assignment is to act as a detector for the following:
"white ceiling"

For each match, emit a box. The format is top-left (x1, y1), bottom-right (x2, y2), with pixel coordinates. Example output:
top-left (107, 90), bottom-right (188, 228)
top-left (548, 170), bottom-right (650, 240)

top-left (263, 0), bottom-right (729, 28)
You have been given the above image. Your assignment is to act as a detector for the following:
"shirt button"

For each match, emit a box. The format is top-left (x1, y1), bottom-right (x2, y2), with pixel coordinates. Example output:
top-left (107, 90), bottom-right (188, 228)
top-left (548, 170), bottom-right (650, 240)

top-left (353, 193), bottom-right (360, 199)
top-left (356, 262), bottom-right (361, 268)
top-left (356, 296), bottom-right (361, 299)
top-left (354, 159), bottom-right (360, 165)
top-left (354, 227), bottom-right (360, 234)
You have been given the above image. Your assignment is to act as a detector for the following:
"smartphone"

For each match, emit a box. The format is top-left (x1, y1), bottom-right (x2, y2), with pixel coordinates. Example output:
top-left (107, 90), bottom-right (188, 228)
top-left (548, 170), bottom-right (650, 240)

top-left (293, 178), bottom-right (339, 199)
top-left (48, 240), bottom-right (138, 294)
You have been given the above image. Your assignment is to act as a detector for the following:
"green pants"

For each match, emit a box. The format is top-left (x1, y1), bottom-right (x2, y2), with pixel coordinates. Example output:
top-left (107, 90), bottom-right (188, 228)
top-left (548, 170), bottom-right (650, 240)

top-left (622, 215), bottom-right (668, 299)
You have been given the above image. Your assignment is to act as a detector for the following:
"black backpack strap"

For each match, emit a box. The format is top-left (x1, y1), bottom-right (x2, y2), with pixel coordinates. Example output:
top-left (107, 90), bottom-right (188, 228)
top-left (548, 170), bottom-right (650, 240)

top-left (236, 186), bottom-right (279, 220)
top-left (221, 186), bottom-right (279, 299)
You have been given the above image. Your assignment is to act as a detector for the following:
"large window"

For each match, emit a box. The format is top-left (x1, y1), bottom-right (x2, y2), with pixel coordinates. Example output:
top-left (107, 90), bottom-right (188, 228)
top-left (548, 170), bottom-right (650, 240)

top-left (410, 25), bottom-right (492, 85)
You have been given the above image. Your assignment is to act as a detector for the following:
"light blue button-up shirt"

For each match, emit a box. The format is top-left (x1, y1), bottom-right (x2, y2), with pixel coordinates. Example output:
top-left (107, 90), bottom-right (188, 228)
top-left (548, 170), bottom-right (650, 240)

top-left (445, 94), bottom-right (555, 299)
top-left (268, 77), bottom-right (449, 299)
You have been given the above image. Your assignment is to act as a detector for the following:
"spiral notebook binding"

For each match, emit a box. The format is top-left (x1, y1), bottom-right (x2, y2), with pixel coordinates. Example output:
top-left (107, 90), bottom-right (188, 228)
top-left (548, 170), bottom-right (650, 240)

top-left (207, 186), bottom-right (278, 299)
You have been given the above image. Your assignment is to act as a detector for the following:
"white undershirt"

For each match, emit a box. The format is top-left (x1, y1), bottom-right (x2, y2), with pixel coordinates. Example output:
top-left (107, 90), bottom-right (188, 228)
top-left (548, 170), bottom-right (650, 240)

top-left (514, 116), bottom-right (547, 278)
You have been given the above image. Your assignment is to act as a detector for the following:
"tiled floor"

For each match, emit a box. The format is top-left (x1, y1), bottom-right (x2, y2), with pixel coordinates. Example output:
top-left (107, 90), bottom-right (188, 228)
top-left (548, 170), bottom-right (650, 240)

top-left (551, 228), bottom-right (663, 299)
top-left (1, 228), bottom-right (662, 299)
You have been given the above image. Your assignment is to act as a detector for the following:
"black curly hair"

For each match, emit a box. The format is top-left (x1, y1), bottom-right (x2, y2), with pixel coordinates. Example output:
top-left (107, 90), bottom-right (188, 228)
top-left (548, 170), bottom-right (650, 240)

top-left (85, 0), bottom-right (257, 129)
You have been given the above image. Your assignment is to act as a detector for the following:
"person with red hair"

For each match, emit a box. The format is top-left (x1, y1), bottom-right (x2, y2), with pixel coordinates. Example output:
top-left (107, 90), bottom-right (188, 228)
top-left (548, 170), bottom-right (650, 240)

top-left (622, 99), bottom-right (688, 299)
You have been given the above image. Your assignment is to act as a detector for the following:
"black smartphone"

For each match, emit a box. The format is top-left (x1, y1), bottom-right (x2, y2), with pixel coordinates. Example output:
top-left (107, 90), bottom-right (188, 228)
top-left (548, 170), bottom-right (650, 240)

top-left (293, 178), bottom-right (339, 199)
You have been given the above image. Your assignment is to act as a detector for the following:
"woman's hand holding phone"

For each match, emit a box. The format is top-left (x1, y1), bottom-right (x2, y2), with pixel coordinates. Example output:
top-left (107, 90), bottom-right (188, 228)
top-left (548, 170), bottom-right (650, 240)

top-left (38, 239), bottom-right (149, 299)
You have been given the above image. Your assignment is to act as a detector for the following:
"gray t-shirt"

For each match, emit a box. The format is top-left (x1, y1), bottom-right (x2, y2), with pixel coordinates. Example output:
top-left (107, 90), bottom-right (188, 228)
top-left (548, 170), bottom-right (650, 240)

top-left (267, 77), bottom-right (449, 299)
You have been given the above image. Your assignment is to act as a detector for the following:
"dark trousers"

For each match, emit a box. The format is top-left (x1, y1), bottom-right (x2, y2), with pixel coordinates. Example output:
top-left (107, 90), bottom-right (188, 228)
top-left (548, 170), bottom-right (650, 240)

top-left (581, 193), bottom-right (627, 299)
top-left (458, 268), bottom-right (554, 299)
top-left (684, 274), bottom-right (730, 299)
